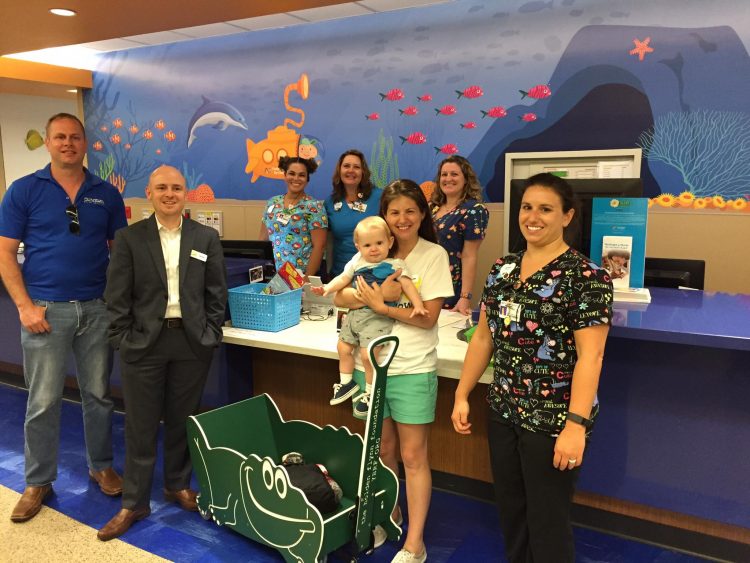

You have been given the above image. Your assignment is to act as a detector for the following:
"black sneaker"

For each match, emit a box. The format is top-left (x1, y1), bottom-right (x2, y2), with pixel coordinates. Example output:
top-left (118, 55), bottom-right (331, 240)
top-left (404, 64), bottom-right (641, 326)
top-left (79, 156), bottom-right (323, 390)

top-left (353, 392), bottom-right (370, 420)
top-left (330, 380), bottom-right (360, 405)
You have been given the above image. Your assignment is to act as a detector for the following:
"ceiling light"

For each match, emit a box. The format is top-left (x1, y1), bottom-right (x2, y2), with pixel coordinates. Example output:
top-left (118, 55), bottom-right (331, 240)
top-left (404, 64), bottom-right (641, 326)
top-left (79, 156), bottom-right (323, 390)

top-left (4, 46), bottom-right (102, 70)
top-left (66, 89), bottom-right (78, 93)
top-left (49, 8), bottom-right (77, 17)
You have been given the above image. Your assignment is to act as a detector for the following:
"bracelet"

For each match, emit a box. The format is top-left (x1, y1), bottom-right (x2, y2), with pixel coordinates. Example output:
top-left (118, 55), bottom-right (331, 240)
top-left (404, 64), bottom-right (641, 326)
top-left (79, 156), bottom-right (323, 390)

top-left (566, 411), bottom-right (593, 429)
top-left (459, 292), bottom-right (473, 299)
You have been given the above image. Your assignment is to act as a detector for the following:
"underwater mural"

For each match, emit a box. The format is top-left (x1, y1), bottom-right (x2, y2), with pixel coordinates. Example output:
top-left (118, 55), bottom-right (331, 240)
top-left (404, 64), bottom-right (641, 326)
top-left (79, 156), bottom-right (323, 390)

top-left (84, 0), bottom-right (750, 211)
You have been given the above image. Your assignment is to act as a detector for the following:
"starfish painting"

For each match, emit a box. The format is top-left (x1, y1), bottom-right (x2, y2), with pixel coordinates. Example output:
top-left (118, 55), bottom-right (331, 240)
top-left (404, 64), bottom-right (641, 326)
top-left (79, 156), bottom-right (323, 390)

top-left (630, 37), bottom-right (654, 61)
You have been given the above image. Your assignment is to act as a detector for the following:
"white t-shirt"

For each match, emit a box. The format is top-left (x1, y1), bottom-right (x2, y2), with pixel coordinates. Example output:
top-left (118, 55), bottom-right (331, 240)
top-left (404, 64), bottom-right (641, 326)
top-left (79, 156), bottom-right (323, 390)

top-left (354, 237), bottom-right (453, 375)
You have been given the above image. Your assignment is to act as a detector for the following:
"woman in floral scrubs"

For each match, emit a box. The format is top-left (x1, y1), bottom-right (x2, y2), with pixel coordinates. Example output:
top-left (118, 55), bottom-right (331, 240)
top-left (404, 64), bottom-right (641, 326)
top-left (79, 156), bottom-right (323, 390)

top-left (430, 155), bottom-right (488, 315)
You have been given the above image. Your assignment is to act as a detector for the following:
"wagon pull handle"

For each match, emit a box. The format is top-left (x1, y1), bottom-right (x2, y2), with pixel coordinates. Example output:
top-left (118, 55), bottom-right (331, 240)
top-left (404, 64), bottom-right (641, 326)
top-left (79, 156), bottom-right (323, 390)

top-left (354, 334), bottom-right (399, 552)
top-left (367, 333), bottom-right (399, 372)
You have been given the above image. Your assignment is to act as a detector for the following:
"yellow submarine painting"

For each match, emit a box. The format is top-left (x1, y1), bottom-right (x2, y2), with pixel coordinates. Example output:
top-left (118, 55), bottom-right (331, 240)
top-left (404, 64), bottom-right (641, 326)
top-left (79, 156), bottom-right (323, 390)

top-left (245, 73), bottom-right (309, 183)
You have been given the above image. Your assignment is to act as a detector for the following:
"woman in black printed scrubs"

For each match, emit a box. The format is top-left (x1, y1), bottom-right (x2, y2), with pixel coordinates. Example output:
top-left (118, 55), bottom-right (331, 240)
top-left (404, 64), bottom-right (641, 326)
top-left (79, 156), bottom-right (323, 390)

top-left (451, 173), bottom-right (613, 563)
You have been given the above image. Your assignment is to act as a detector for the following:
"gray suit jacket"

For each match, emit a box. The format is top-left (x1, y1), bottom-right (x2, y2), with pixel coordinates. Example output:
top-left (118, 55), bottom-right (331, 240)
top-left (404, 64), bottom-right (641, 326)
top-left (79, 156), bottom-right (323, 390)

top-left (105, 215), bottom-right (227, 363)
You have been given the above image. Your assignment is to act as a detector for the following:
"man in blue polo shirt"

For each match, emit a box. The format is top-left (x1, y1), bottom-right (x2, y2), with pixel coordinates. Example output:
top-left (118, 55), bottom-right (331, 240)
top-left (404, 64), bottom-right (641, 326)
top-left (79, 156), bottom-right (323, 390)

top-left (0, 113), bottom-right (128, 523)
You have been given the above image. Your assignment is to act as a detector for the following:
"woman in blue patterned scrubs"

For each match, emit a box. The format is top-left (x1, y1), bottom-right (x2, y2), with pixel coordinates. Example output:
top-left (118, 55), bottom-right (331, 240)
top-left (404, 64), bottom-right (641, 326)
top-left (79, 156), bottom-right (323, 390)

top-left (259, 156), bottom-right (328, 278)
top-left (451, 173), bottom-right (613, 563)
top-left (430, 155), bottom-right (488, 315)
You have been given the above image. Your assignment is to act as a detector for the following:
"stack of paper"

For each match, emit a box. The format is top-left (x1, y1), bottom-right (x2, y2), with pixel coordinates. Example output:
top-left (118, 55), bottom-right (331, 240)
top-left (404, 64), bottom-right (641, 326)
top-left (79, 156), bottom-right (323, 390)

top-left (613, 287), bottom-right (651, 303)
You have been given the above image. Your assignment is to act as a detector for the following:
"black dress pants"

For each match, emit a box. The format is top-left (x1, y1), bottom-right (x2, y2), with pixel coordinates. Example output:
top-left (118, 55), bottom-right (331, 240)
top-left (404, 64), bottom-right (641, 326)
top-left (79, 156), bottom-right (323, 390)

top-left (488, 412), bottom-right (580, 563)
top-left (120, 325), bottom-right (211, 509)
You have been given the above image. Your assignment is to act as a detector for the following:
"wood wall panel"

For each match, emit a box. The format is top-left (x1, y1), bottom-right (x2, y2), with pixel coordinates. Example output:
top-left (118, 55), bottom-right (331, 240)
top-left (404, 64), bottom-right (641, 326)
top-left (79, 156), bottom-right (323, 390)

top-left (431, 377), bottom-right (492, 481)
top-left (121, 200), bottom-right (750, 295)
top-left (251, 349), bottom-right (494, 482)
top-left (575, 491), bottom-right (750, 545)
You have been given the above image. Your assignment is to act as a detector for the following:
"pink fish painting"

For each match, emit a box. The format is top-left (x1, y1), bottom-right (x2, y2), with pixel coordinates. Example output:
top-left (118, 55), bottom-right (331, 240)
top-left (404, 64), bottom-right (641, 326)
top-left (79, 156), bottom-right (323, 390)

top-left (435, 143), bottom-right (459, 155)
top-left (379, 88), bottom-right (405, 101)
top-left (460, 121), bottom-right (478, 129)
top-left (417, 94), bottom-right (432, 102)
top-left (399, 132), bottom-right (427, 145)
top-left (519, 84), bottom-right (552, 99)
top-left (520, 113), bottom-right (538, 122)
top-left (365, 113), bottom-right (380, 120)
top-left (399, 106), bottom-right (419, 116)
top-left (435, 105), bottom-right (458, 116)
top-left (456, 85), bottom-right (484, 99)
top-left (481, 106), bottom-right (507, 119)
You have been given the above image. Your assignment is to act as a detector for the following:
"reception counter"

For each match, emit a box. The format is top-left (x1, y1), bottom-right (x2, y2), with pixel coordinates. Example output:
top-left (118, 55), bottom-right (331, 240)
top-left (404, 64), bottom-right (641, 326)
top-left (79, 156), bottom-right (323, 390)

top-left (221, 287), bottom-right (750, 552)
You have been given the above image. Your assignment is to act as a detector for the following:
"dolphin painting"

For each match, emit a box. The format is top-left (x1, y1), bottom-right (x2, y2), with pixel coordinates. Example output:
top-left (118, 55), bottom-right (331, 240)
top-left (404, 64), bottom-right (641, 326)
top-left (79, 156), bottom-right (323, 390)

top-left (187, 96), bottom-right (248, 148)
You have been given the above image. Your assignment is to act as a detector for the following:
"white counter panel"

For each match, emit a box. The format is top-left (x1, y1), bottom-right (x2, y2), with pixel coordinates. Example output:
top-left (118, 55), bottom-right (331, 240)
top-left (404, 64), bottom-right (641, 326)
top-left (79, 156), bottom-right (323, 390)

top-left (222, 310), bottom-right (493, 384)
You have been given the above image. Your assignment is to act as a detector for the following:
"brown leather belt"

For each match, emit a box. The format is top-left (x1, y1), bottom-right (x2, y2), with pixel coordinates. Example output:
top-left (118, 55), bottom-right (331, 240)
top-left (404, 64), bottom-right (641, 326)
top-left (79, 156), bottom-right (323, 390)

top-left (165, 318), bottom-right (183, 328)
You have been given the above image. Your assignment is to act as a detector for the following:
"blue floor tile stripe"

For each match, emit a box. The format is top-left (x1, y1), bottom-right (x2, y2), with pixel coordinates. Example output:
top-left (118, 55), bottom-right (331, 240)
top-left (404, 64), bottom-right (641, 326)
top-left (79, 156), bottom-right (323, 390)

top-left (0, 383), bottom-right (704, 562)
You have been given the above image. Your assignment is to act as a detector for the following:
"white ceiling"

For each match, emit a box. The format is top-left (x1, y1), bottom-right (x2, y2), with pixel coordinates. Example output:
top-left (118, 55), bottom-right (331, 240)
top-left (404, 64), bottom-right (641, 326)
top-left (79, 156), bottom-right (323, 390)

top-left (7, 0), bottom-right (449, 67)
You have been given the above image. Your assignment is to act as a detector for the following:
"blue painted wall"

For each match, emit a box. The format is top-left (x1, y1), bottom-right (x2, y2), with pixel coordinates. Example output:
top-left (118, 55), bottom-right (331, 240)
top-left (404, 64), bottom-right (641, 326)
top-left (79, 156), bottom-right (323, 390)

top-left (85, 0), bottom-right (750, 206)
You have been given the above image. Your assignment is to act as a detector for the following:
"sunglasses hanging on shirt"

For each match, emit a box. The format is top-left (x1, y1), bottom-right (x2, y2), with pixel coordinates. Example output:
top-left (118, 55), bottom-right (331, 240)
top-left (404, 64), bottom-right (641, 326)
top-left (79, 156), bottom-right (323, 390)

top-left (66, 204), bottom-right (80, 235)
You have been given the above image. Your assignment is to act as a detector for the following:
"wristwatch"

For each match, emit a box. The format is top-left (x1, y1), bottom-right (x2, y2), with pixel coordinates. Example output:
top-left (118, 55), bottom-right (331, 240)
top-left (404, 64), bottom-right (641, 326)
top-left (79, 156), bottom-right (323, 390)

top-left (459, 292), bottom-right (473, 299)
top-left (566, 411), bottom-right (593, 429)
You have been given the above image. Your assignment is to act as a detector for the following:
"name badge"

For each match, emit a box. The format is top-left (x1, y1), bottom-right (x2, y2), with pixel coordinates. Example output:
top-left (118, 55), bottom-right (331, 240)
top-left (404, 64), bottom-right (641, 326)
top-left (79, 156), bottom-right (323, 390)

top-left (353, 201), bottom-right (367, 212)
top-left (190, 249), bottom-right (207, 262)
top-left (499, 300), bottom-right (522, 322)
top-left (499, 263), bottom-right (516, 279)
top-left (276, 212), bottom-right (290, 225)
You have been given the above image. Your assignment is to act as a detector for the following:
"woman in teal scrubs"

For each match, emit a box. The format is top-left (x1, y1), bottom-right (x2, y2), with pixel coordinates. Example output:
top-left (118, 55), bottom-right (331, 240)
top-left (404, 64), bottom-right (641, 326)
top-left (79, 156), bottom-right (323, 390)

top-left (324, 150), bottom-right (383, 277)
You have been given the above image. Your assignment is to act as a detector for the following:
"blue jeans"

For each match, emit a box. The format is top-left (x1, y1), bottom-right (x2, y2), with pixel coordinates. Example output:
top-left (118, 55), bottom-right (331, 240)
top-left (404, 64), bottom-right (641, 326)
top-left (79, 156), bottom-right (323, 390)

top-left (21, 298), bottom-right (114, 486)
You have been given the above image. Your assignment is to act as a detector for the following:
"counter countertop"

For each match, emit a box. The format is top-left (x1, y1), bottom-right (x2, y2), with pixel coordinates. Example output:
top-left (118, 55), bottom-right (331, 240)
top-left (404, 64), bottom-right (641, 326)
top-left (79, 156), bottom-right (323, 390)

top-left (222, 310), bottom-right (494, 383)
top-left (222, 288), bottom-right (750, 381)
top-left (610, 287), bottom-right (750, 351)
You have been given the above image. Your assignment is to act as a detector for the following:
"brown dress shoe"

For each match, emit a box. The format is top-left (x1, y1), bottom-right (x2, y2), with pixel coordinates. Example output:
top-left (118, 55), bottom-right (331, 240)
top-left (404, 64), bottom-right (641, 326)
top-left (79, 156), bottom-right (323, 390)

top-left (10, 484), bottom-right (53, 522)
top-left (163, 488), bottom-right (198, 511)
top-left (97, 507), bottom-right (151, 541)
top-left (89, 467), bottom-right (123, 496)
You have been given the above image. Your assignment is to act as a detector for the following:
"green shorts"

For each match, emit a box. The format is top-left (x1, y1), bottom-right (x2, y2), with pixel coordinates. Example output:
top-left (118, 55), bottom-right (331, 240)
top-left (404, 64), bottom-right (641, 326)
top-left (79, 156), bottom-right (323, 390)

top-left (353, 369), bottom-right (438, 424)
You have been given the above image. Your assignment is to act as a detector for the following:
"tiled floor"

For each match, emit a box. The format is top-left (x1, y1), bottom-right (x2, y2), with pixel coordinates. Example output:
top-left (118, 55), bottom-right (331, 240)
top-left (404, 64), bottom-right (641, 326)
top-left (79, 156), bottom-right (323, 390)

top-left (0, 382), bottom-right (707, 562)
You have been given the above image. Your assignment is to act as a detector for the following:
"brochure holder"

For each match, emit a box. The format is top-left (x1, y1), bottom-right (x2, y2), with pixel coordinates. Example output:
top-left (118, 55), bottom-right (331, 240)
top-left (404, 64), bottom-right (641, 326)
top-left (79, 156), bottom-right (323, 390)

top-left (590, 197), bottom-right (651, 303)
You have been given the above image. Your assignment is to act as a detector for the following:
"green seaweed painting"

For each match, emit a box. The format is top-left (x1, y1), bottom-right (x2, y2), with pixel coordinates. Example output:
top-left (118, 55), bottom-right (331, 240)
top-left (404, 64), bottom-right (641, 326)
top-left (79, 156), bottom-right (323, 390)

top-left (370, 129), bottom-right (399, 189)
top-left (97, 153), bottom-right (115, 182)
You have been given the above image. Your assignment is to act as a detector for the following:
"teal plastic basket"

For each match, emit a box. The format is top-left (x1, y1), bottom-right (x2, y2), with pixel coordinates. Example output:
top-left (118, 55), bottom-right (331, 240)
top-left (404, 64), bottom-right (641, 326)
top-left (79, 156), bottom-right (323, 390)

top-left (228, 283), bottom-right (302, 332)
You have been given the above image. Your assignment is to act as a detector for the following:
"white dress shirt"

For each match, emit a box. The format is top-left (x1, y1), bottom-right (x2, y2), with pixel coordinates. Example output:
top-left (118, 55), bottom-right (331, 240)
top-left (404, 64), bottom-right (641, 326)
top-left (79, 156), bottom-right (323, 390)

top-left (155, 216), bottom-right (182, 319)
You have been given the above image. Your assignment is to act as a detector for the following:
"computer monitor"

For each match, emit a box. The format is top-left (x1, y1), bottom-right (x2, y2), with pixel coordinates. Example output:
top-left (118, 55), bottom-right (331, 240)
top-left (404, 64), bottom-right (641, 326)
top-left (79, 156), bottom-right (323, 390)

top-left (220, 240), bottom-right (273, 260)
top-left (505, 178), bottom-right (644, 256)
top-left (644, 257), bottom-right (705, 290)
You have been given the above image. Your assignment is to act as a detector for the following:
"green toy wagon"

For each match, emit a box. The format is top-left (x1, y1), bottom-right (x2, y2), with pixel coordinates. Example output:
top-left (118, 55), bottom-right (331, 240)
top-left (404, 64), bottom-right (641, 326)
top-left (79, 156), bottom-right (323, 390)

top-left (187, 335), bottom-right (402, 562)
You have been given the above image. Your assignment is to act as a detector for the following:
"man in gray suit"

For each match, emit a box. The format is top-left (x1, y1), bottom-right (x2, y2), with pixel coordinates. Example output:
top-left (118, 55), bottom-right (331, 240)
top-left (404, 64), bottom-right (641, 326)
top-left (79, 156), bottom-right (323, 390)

top-left (98, 165), bottom-right (227, 541)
